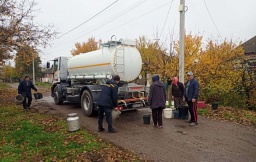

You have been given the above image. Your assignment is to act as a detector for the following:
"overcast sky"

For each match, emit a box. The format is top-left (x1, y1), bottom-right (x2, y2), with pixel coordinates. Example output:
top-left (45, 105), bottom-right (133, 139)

top-left (34, 0), bottom-right (256, 64)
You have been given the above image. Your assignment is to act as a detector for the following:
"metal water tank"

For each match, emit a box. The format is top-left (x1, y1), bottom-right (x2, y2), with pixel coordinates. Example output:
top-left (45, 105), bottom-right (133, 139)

top-left (67, 113), bottom-right (80, 132)
top-left (67, 39), bottom-right (142, 82)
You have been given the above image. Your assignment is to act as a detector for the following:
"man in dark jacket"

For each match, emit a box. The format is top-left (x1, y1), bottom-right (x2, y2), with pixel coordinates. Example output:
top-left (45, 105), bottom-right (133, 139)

top-left (97, 75), bottom-right (120, 133)
top-left (148, 75), bottom-right (166, 128)
top-left (185, 72), bottom-right (199, 126)
top-left (18, 76), bottom-right (37, 110)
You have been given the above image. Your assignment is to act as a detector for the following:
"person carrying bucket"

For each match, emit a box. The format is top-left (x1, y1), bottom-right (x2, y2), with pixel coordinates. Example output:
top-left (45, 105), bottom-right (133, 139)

top-left (148, 75), bottom-right (166, 128)
top-left (18, 76), bottom-right (37, 110)
top-left (171, 77), bottom-right (185, 109)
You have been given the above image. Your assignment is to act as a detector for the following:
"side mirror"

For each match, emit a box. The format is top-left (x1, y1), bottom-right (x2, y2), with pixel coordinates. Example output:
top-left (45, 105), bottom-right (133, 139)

top-left (46, 62), bottom-right (50, 69)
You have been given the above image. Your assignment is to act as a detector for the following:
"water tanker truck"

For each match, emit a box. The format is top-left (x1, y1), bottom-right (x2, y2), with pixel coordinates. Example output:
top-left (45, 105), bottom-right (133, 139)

top-left (46, 39), bottom-right (147, 116)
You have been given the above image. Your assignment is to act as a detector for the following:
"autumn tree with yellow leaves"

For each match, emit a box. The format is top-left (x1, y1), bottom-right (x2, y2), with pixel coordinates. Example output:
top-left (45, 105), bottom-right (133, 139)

top-left (71, 37), bottom-right (100, 56)
top-left (1, 62), bottom-right (16, 82)
top-left (136, 36), bottom-right (177, 79)
top-left (15, 46), bottom-right (41, 79)
top-left (138, 33), bottom-right (253, 108)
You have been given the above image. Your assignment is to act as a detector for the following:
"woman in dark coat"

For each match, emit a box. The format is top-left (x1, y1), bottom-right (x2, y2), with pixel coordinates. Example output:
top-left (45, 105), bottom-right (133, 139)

top-left (171, 77), bottom-right (185, 109)
top-left (148, 75), bottom-right (166, 128)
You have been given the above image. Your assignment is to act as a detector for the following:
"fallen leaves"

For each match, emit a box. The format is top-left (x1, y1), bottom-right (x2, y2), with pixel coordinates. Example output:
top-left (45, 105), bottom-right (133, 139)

top-left (0, 87), bottom-right (145, 161)
top-left (199, 105), bottom-right (256, 127)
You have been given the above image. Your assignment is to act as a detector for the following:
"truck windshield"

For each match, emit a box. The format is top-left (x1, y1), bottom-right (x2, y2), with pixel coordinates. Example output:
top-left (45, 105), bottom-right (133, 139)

top-left (53, 59), bottom-right (59, 73)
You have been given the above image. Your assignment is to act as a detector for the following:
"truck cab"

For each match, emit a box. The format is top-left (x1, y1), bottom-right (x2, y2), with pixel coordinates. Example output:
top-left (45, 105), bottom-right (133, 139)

top-left (47, 57), bottom-right (69, 84)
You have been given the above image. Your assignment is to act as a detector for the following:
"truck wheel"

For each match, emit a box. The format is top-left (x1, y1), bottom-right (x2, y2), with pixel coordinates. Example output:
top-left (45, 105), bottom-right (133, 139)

top-left (54, 86), bottom-right (63, 105)
top-left (81, 90), bottom-right (95, 117)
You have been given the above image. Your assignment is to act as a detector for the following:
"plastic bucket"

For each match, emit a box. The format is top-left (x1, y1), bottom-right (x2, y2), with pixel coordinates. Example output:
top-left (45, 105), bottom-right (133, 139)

top-left (178, 106), bottom-right (189, 119)
top-left (212, 103), bottom-right (218, 110)
top-left (112, 109), bottom-right (121, 121)
top-left (163, 108), bottom-right (173, 119)
top-left (34, 93), bottom-right (43, 99)
top-left (15, 94), bottom-right (24, 105)
top-left (143, 114), bottom-right (151, 124)
top-left (181, 115), bottom-right (189, 120)
top-left (173, 110), bottom-right (180, 119)
top-left (198, 101), bottom-right (205, 108)
top-left (39, 93), bottom-right (43, 99)
top-left (165, 101), bottom-right (169, 106)
top-left (171, 101), bottom-right (174, 106)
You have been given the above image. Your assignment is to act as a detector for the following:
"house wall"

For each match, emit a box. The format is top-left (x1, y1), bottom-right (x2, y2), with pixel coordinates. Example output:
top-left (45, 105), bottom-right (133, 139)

top-left (41, 73), bottom-right (53, 83)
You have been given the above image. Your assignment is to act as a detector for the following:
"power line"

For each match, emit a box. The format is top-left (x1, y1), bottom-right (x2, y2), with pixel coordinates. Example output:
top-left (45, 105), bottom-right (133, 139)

top-left (47, 1), bottom-right (172, 55)
top-left (53, 0), bottom-right (149, 47)
top-left (58, 0), bottom-right (120, 38)
top-left (95, 1), bottom-right (172, 38)
top-left (159, 0), bottom-right (174, 39)
top-left (203, 0), bottom-right (222, 40)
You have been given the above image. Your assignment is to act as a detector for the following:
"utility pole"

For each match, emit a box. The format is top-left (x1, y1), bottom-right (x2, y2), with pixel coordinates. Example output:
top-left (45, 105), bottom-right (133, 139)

top-left (32, 55), bottom-right (35, 84)
top-left (179, 0), bottom-right (185, 84)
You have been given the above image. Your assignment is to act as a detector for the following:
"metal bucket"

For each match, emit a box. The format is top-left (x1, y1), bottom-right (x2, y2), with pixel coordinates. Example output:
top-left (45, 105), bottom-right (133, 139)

top-left (15, 94), bottom-right (24, 105)
top-left (67, 113), bottom-right (80, 132)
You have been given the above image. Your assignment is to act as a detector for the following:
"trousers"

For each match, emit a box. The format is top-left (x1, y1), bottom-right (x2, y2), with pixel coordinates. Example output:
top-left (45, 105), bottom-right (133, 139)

top-left (23, 95), bottom-right (32, 109)
top-left (187, 101), bottom-right (198, 122)
top-left (152, 107), bottom-right (163, 126)
top-left (98, 106), bottom-right (113, 131)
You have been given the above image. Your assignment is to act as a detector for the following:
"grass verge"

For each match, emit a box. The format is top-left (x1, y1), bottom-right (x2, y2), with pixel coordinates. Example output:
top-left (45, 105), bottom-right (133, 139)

top-left (0, 83), bottom-right (10, 89)
top-left (35, 82), bottom-right (52, 87)
top-left (0, 106), bottom-right (101, 161)
top-left (0, 106), bottom-right (142, 161)
top-left (0, 88), bottom-right (143, 161)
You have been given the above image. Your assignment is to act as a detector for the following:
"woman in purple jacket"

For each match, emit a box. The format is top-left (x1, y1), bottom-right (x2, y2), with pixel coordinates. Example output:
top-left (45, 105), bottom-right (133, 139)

top-left (148, 75), bottom-right (166, 128)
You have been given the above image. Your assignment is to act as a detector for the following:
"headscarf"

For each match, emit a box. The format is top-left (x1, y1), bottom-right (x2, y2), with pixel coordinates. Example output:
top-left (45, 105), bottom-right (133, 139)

top-left (152, 75), bottom-right (160, 82)
top-left (172, 77), bottom-right (178, 86)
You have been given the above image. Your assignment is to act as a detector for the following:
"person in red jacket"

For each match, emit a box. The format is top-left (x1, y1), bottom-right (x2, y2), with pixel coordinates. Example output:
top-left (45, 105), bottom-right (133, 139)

top-left (148, 75), bottom-right (166, 128)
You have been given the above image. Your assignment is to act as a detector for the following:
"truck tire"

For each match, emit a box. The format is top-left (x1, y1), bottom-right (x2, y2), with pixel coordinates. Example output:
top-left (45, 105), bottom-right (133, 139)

top-left (54, 86), bottom-right (63, 105)
top-left (81, 90), bottom-right (95, 117)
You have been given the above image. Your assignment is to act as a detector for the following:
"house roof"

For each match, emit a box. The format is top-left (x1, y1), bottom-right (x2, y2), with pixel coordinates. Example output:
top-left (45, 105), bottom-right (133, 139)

top-left (42, 68), bottom-right (53, 74)
top-left (241, 36), bottom-right (256, 54)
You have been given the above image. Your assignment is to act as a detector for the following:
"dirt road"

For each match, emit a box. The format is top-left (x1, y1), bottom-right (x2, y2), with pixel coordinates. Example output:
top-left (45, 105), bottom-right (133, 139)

top-left (30, 94), bottom-right (256, 162)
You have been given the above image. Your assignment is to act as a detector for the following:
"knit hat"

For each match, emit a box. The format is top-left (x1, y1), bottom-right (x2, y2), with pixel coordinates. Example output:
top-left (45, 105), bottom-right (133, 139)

top-left (113, 75), bottom-right (120, 81)
top-left (152, 75), bottom-right (160, 82)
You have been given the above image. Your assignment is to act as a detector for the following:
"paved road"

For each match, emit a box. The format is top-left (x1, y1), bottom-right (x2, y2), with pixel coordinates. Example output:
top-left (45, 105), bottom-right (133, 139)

top-left (33, 96), bottom-right (256, 162)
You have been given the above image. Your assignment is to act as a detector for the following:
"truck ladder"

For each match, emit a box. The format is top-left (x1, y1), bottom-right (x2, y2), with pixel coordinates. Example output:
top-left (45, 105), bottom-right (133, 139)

top-left (116, 46), bottom-right (125, 80)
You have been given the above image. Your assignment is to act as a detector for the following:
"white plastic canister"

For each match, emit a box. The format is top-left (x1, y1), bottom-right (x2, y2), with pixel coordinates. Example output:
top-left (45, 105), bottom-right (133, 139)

top-left (67, 113), bottom-right (80, 132)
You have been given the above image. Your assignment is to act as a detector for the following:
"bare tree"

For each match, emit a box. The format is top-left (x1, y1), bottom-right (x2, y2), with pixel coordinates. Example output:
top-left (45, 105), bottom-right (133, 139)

top-left (0, 0), bottom-right (56, 62)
